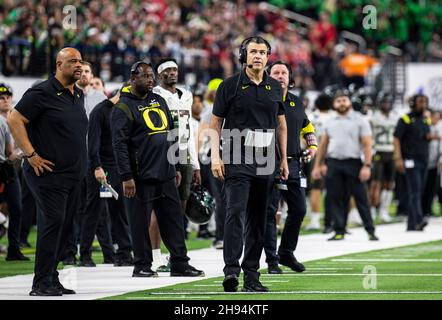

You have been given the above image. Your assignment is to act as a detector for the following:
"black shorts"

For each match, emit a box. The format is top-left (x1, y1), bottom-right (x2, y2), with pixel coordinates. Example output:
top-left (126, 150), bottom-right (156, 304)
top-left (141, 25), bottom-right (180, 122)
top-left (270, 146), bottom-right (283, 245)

top-left (178, 164), bottom-right (194, 201)
top-left (372, 152), bottom-right (395, 183)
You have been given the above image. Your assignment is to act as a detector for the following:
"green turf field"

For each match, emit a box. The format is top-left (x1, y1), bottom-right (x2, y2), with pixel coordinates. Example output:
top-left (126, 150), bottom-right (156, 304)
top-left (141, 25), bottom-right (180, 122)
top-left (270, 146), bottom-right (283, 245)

top-left (104, 240), bottom-right (442, 300)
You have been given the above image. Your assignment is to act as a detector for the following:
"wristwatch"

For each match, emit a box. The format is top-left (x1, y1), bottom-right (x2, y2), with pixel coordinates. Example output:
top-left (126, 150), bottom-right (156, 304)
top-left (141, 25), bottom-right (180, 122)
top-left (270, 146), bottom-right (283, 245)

top-left (363, 163), bottom-right (372, 168)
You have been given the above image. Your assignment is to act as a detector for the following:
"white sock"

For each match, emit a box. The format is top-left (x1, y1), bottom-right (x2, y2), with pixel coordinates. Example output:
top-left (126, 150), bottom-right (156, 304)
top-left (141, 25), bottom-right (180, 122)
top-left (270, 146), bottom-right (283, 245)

top-left (380, 190), bottom-right (393, 212)
top-left (370, 207), bottom-right (377, 218)
top-left (310, 212), bottom-right (320, 224)
top-left (0, 212), bottom-right (6, 225)
top-left (152, 249), bottom-right (162, 263)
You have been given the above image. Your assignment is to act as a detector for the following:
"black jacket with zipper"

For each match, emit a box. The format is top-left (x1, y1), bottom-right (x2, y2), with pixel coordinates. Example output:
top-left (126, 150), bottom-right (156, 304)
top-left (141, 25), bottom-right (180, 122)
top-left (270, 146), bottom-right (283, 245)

top-left (111, 86), bottom-right (177, 183)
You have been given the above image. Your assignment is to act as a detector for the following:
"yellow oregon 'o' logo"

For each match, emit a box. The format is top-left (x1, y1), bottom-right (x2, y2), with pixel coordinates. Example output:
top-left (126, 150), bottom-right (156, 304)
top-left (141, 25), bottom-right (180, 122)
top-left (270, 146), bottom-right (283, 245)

top-left (142, 108), bottom-right (168, 131)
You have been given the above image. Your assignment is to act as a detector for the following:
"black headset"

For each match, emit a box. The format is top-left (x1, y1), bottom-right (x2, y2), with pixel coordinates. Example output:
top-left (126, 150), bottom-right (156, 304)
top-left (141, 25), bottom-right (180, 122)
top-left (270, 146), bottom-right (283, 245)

top-left (409, 94), bottom-right (429, 109)
top-left (130, 61), bottom-right (152, 74)
top-left (238, 36), bottom-right (271, 64)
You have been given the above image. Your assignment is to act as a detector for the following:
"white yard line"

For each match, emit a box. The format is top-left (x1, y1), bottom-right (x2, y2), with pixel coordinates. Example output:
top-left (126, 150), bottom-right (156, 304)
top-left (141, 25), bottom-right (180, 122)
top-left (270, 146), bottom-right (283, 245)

top-left (0, 217), bottom-right (441, 300)
top-left (148, 291), bottom-right (442, 296)
top-left (331, 259), bottom-right (442, 262)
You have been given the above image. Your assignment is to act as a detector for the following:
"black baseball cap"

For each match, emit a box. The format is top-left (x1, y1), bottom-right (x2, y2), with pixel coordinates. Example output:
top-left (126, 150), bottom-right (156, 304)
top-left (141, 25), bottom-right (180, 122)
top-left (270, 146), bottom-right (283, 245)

top-left (0, 83), bottom-right (13, 96)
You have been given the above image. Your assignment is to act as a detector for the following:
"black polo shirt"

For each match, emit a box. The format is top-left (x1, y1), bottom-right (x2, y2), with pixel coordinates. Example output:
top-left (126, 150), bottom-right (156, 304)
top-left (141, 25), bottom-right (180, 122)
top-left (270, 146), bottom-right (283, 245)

top-left (393, 111), bottom-right (430, 164)
top-left (212, 70), bottom-right (284, 177)
top-left (283, 92), bottom-right (312, 158)
top-left (15, 76), bottom-right (88, 181)
top-left (213, 70), bottom-right (284, 130)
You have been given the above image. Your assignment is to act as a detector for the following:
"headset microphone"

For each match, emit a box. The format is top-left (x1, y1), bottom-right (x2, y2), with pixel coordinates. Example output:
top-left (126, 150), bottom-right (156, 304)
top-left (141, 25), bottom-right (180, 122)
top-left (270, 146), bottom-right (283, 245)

top-left (247, 64), bottom-right (253, 68)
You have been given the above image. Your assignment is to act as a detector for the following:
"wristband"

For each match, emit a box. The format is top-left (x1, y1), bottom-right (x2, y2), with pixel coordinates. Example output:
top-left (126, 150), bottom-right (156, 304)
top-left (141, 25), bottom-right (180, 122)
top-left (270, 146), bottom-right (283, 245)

top-left (304, 133), bottom-right (318, 149)
top-left (25, 151), bottom-right (37, 159)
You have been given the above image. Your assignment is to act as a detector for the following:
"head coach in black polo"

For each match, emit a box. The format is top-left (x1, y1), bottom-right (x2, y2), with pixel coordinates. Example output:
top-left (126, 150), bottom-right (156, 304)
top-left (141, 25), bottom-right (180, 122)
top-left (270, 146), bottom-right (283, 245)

top-left (210, 36), bottom-right (289, 293)
top-left (7, 47), bottom-right (87, 296)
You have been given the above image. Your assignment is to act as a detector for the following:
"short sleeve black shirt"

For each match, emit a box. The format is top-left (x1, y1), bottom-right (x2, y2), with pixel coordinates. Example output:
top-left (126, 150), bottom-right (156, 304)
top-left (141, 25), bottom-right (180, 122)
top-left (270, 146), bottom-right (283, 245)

top-left (15, 76), bottom-right (88, 180)
top-left (283, 92), bottom-right (311, 158)
top-left (393, 111), bottom-right (430, 164)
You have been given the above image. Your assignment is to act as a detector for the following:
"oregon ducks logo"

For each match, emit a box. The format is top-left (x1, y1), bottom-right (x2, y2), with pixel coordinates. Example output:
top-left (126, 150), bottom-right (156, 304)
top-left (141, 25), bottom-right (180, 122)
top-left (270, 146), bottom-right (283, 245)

top-left (142, 107), bottom-right (168, 134)
top-left (290, 101), bottom-right (295, 107)
top-left (265, 85), bottom-right (271, 91)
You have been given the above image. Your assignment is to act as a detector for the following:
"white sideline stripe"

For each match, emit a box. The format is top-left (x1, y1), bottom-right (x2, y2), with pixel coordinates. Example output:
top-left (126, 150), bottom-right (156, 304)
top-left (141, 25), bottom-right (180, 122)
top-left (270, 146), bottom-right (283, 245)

top-left (306, 267), bottom-right (354, 271)
top-left (2, 218), bottom-right (442, 300)
top-left (332, 259), bottom-right (442, 262)
top-left (212, 280), bottom-right (289, 283)
top-left (150, 291), bottom-right (442, 295)
top-left (262, 273), bottom-right (442, 277)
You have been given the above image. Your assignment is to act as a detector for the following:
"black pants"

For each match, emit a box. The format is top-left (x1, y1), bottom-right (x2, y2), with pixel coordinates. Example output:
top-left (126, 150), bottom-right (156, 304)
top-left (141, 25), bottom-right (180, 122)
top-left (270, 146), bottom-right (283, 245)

top-left (405, 161), bottom-right (427, 229)
top-left (326, 159), bottom-right (375, 235)
top-left (24, 170), bottom-right (81, 288)
top-left (223, 172), bottom-right (273, 282)
top-left (19, 167), bottom-right (36, 244)
top-left (80, 166), bottom-right (132, 261)
top-left (201, 163), bottom-right (226, 241)
top-left (124, 178), bottom-right (189, 271)
top-left (395, 172), bottom-right (408, 216)
top-left (65, 177), bottom-right (114, 260)
top-left (2, 165), bottom-right (22, 253)
top-left (422, 167), bottom-right (438, 216)
top-left (264, 159), bottom-right (307, 264)
top-left (264, 178), bottom-right (307, 264)
top-left (323, 191), bottom-right (334, 228)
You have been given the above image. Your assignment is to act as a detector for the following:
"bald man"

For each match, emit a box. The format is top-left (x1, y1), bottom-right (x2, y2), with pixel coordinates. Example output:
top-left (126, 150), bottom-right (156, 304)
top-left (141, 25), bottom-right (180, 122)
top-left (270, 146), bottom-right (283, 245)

top-left (7, 47), bottom-right (88, 296)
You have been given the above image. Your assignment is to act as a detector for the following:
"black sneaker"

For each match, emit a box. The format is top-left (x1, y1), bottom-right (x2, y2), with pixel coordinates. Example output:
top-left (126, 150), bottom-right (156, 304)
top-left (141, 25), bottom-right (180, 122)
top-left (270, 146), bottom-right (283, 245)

top-left (132, 268), bottom-right (158, 278)
top-left (54, 280), bottom-right (76, 295)
top-left (242, 281), bottom-right (269, 293)
top-left (114, 259), bottom-right (134, 267)
top-left (222, 274), bottom-right (239, 292)
top-left (78, 257), bottom-right (96, 267)
top-left (197, 230), bottom-right (215, 239)
top-left (368, 233), bottom-right (379, 241)
top-left (267, 264), bottom-right (283, 274)
top-left (62, 256), bottom-right (77, 265)
top-left (328, 233), bottom-right (345, 241)
top-left (279, 255), bottom-right (305, 272)
top-left (6, 250), bottom-right (30, 261)
top-left (417, 221), bottom-right (428, 231)
top-left (29, 286), bottom-right (62, 297)
top-left (20, 241), bottom-right (32, 249)
top-left (103, 256), bottom-right (115, 264)
top-left (322, 226), bottom-right (334, 234)
top-left (170, 265), bottom-right (205, 277)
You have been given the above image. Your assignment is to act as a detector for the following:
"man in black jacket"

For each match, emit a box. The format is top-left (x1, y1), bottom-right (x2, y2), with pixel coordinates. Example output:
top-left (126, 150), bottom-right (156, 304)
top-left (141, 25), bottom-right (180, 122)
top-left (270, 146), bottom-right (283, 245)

top-left (111, 61), bottom-right (204, 278)
top-left (79, 90), bottom-right (133, 267)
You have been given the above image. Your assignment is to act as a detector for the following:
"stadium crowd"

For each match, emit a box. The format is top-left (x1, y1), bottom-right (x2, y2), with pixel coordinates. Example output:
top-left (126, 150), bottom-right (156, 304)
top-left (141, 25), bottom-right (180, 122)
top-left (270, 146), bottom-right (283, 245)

top-left (1, 0), bottom-right (442, 90)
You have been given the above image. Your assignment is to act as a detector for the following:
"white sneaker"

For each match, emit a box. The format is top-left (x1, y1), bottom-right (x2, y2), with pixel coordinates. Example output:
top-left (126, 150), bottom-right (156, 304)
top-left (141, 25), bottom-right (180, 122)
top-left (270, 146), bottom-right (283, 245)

top-left (379, 210), bottom-right (392, 223)
top-left (305, 219), bottom-right (321, 230)
top-left (348, 208), bottom-right (363, 226)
